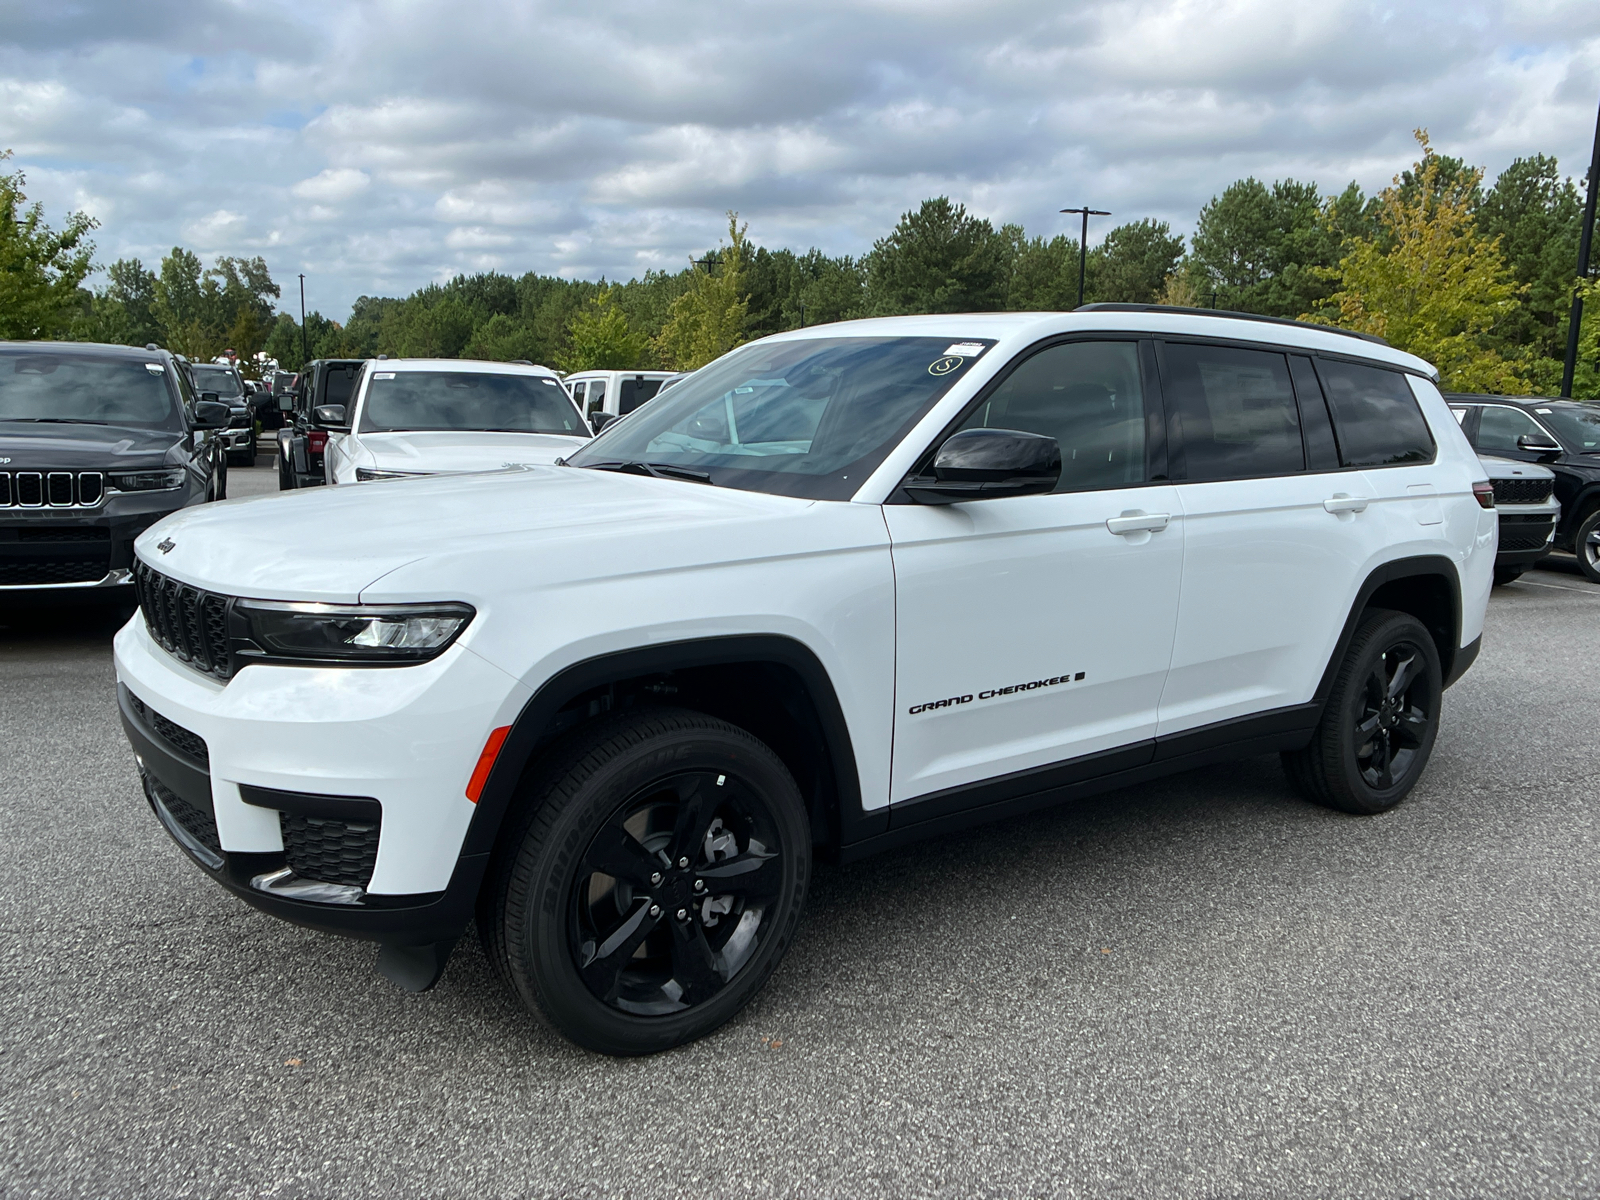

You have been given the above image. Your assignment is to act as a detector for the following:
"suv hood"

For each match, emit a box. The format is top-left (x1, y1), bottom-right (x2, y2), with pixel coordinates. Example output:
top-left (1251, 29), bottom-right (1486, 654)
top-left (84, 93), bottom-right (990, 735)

top-left (135, 464), bottom-right (815, 602)
top-left (0, 422), bottom-right (180, 469)
top-left (358, 429), bottom-right (590, 473)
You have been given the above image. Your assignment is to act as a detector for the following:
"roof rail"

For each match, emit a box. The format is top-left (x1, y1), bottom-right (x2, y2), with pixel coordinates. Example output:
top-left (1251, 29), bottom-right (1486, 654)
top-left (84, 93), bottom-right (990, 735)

top-left (1074, 302), bottom-right (1390, 347)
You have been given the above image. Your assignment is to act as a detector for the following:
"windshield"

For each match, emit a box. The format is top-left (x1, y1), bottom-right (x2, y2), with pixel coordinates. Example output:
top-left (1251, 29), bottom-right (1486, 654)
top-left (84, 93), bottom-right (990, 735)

top-left (190, 365), bottom-right (243, 397)
top-left (1533, 403), bottom-right (1600, 452)
top-left (565, 336), bottom-right (995, 499)
top-left (359, 370), bottom-right (587, 435)
top-left (0, 349), bottom-right (179, 428)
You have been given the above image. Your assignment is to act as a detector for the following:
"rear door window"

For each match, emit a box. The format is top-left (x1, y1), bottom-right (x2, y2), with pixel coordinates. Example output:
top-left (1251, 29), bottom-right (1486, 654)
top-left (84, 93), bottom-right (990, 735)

top-left (1314, 359), bottom-right (1435, 466)
top-left (1163, 343), bottom-right (1303, 481)
top-left (587, 378), bottom-right (608, 414)
top-left (955, 340), bottom-right (1146, 492)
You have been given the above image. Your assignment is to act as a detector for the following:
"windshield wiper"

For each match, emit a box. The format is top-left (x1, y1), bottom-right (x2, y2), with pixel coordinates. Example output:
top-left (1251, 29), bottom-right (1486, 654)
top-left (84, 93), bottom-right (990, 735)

top-left (584, 460), bottom-right (715, 484)
top-left (1, 418), bottom-right (112, 424)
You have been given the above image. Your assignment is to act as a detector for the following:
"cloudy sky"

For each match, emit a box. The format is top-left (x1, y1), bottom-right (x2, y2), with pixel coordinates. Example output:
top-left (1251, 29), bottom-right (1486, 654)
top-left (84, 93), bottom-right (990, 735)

top-left (3, 0), bottom-right (1599, 319)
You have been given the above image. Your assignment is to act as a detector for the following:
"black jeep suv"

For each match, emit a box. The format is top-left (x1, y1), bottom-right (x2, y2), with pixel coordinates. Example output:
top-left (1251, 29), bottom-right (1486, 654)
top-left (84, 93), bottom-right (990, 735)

top-left (188, 361), bottom-right (257, 466)
top-left (0, 342), bottom-right (229, 592)
top-left (277, 358), bottom-right (364, 489)
top-left (1446, 394), bottom-right (1600, 582)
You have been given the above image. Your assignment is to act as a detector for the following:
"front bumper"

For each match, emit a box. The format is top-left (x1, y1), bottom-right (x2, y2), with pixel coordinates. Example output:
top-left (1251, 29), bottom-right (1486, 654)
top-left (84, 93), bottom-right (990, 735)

top-left (1, 492), bottom-right (185, 590)
top-left (113, 613), bottom-right (533, 943)
top-left (220, 428), bottom-right (255, 452)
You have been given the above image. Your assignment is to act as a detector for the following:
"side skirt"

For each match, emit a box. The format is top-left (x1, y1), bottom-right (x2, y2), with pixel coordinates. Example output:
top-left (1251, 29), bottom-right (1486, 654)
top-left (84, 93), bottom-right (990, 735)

top-left (837, 703), bottom-right (1318, 864)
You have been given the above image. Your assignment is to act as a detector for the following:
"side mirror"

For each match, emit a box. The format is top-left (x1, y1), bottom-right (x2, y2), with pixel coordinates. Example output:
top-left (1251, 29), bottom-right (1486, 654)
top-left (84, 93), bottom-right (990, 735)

top-left (1517, 432), bottom-right (1561, 455)
top-left (277, 394), bottom-right (294, 412)
top-left (590, 411), bottom-right (618, 434)
top-left (314, 404), bottom-right (348, 429)
top-left (192, 400), bottom-right (231, 430)
top-left (904, 428), bottom-right (1062, 504)
top-left (200, 391), bottom-right (220, 404)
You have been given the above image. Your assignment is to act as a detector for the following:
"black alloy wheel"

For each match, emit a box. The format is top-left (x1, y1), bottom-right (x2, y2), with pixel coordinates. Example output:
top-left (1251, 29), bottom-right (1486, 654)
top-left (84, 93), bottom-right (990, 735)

top-left (570, 769), bottom-right (784, 1016)
top-left (483, 708), bottom-right (809, 1055)
top-left (1283, 608), bottom-right (1442, 815)
top-left (1575, 509), bottom-right (1600, 584)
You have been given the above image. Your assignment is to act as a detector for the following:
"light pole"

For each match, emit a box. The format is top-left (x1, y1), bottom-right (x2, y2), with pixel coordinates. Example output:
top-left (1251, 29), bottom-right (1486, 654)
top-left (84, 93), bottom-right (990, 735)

top-left (1060, 206), bottom-right (1111, 309)
top-left (1561, 95), bottom-right (1600, 399)
top-left (297, 273), bottom-right (308, 368)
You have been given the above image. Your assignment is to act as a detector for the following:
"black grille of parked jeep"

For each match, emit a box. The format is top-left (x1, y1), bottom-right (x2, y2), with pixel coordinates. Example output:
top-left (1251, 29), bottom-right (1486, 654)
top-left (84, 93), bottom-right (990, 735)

top-left (133, 560), bottom-right (235, 679)
top-left (281, 813), bottom-right (381, 889)
top-left (1497, 515), bottom-right (1557, 552)
top-left (126, 691), bottom-right (210, 765)
top-left (146, 774), bottom-right (222, 858)
top-left (1491, 477), bottom-right (1554, 505)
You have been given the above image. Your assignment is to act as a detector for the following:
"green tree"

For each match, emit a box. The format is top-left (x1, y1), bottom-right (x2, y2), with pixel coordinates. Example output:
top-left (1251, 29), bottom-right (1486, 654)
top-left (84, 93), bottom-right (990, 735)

top-left (1090, 219), bottom-right (1185, 304)
top-left (1313, 131), bottom-right (1526, 392)
top-left (656, 213), bottom-right (751, 370)
top-left (152, 247), bottom-right (210, 356)
top-left (559, 286), bottom-right (650, 370)
top-left (1006, 233), bottom-right (1078, 310)
top-left (865, 197), bottom-right (1011, 315)
top-left (0, 150), bottom-right (99, 339)
top-left (1477, 154), bottom-right (1591, 367)
top-left (1188, 177), bottom-right (1348, 317)
top-left (462, 312), bottom-right (544, 363)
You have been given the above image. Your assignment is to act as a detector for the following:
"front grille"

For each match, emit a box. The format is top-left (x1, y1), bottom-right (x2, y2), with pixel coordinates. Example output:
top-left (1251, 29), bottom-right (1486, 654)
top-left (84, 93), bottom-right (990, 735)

top-left (126, 691), bottom-right (210, 765)
top-left (1492, 477), bottom-right (1554, 505)
top-left (147, 774), bottom-right (222, 858)
top-left (0, 558), bottom-right (109, 585)
top-left (0, 471), bottom-right (105, 508)
top-left (281, 813), bottom-right (380, 888)
top-left (1498, 516), bottom-right (1556, 552)
top-left (133, 560), bottom-right (235, 679)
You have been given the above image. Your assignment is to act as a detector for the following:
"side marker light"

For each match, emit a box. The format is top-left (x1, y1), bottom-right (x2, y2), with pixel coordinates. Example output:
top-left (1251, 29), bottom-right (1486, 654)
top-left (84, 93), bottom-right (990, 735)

top-left (466, 725), bottom-right (512, 803)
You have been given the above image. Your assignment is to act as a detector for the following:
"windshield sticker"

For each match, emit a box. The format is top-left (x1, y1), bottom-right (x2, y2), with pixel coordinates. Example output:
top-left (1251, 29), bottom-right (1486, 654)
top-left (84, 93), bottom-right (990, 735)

top-left (373, 372), bottom-right (396, 380)
top-left (944, 343), bottom-right (986, 357)
top-left (144, 363), bottom-right (165, 374)
top-left (928, 356), bottom-right (964, 376)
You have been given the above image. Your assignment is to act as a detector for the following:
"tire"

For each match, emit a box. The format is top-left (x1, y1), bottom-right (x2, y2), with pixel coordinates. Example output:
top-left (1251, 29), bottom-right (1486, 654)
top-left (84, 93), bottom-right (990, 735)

top-left (231, 441), bottom-right (256, 468)
top-left (214, 457), bottom-right (227, 501)
top-left (278, 446), bottom-right (295, 491)
top-left (481, 707), bottom-right (810, 1055)
top-left (1574, 509), bottom-right (1600, 584)
top-left (1492, 565), bottom-right (1524, 587)
top-left (1281, 608), bottom-right (1442, 815)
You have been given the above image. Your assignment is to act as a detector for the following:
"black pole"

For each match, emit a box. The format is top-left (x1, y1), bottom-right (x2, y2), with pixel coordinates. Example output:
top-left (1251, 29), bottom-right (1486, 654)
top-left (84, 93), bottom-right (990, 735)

top-left (297, 273), bottom-right (308, 368)
top-left (1562, 95), bottom-right (1600, 398)
top-left (798, 300), bottom-right (805, 329)
top-left (1060, 207), bottom-right (1111, 309)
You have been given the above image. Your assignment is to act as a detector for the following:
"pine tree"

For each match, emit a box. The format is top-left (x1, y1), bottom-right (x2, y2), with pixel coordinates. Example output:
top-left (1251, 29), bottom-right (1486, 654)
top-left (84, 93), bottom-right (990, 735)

top-left (656, 213), bottom-right (751, 370)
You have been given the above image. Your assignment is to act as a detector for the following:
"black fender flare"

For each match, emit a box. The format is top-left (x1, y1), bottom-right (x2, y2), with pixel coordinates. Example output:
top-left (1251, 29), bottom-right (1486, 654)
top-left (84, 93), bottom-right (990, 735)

top-left (458, 634), bottom-right (877, 867)
top-left (1312, 554), bottom-right (1470, 707)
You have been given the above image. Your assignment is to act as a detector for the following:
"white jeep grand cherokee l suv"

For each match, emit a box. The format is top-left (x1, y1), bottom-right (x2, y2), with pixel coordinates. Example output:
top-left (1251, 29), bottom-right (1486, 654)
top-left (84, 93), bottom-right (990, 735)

top-left (114, 307), bottom-right (1494, 1055)
top-left (318, 358), bottom-right (590, 484)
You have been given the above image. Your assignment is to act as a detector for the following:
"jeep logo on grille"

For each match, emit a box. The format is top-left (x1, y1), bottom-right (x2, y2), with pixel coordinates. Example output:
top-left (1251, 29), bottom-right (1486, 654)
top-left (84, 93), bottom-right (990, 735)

top-left (157, 537), bottom-right (175, 554)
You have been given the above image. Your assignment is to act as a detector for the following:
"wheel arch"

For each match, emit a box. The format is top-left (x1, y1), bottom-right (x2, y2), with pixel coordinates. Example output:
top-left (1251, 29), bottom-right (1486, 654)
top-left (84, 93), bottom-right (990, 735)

top-left (1314, 555), bottom-right (1468, 707)
top-left (460, 635), bottom-right (872, 868)
top-left (1559, 482), bottom-right (1600, 542)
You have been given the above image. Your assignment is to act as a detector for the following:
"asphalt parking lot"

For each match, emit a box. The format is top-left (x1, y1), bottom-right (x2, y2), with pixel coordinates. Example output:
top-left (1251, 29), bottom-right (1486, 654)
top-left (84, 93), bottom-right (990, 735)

top-left (3, 458), bottom-right (1598, 1199)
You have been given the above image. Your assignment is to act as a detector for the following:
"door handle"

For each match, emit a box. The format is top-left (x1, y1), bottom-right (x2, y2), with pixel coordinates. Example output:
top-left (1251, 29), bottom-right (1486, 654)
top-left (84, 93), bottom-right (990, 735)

top-left (1323, 493), bottom-right (1369, 514)
top-left (1106, 511), bottom-right (1171, 535)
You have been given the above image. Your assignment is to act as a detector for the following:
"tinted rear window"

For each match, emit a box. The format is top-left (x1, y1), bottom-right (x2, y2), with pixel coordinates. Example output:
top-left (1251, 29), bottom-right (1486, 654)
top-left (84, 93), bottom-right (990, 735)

top-left (1164, 343), bottom-right (1303, 480)
top-left (1316, 360), bottom-right (1435, 467)
top-left (619, 377), bottom-right (663, 414)
top-left (322, 364), bottom-right (363, 407)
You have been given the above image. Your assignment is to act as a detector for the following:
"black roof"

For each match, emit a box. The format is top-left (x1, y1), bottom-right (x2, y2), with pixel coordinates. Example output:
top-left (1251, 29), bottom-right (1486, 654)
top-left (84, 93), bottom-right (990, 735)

top-left (0, 340), bottom-right (175, 361)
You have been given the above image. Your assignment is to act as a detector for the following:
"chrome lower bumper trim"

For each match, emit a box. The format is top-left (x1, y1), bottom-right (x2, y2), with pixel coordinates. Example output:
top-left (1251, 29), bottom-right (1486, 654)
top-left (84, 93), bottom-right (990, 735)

top-left (250, 866), bottom-right (367, 906)
top-left (0, 567), bottom-right (132, 591)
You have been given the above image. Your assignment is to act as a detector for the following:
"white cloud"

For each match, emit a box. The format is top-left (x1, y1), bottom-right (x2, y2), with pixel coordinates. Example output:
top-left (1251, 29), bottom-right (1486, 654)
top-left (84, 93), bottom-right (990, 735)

top-left (291, 167), bottom-right (371, 203)
top-left (2, 0), bottom-right (1598, 316)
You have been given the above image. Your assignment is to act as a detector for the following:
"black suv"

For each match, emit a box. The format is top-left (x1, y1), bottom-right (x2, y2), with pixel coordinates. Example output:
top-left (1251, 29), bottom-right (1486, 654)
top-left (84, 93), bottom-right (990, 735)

top-left (1445, 394), bottom-right (1600, 582)
top-left (188, 361), bottom-right (257, 466)
top-left (276, 359), bottom-right (365, 489)
top-left (0, 342), bottom-right (229, 591)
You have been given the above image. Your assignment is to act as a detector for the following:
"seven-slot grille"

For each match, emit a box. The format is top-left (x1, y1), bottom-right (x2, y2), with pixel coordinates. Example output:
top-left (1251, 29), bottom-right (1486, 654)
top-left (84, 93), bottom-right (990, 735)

top-left (0, 471), bottom-right (104, 507)
top-left (1492, 477), bottom-right (1554, 506)
top-left (132, 559), bottom-right (235, 679)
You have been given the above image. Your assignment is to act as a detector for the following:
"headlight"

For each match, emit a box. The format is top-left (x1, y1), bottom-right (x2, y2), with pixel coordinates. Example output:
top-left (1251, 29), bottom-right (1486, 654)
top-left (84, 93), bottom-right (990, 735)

top-left (109, 468), bottom-right (186, 491)
top-left (356, 468), bottom-right (431, 482)
top-left (232, 600), bottom-right (475, 665)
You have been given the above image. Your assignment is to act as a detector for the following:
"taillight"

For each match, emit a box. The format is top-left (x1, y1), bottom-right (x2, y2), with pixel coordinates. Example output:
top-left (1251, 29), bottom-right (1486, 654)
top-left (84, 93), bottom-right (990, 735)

top-left (1472, 480), bottom-right (1495, 509)
top-left (307, 430), bottom-right (328, 454)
